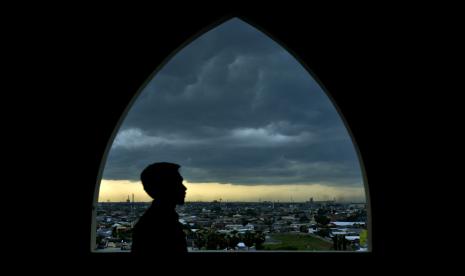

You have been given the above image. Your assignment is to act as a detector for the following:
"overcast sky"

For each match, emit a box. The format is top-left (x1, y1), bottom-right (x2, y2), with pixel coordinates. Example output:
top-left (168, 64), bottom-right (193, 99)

top-left (101, 18), bottom-right (364, 196)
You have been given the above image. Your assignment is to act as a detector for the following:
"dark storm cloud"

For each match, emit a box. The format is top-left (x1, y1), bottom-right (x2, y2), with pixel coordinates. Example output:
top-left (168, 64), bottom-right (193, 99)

top-left (102, 18), bottom-right (363, 188)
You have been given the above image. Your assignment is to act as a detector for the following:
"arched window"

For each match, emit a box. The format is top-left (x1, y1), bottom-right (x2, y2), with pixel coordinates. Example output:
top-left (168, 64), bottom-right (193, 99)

top-left (92, 18), bottom-right (370, 252)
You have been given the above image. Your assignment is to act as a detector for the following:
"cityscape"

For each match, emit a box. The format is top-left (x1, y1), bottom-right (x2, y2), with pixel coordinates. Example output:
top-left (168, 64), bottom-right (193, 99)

top-left (95, 197), bottom-right (368, 252)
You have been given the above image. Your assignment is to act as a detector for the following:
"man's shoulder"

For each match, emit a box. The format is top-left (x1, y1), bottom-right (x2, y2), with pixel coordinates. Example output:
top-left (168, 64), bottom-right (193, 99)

top-left (134, 208), bottom-right (179, 228)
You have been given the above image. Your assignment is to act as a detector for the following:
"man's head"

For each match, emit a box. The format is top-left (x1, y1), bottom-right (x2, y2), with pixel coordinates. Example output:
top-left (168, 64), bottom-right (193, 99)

top-left (140, 162), bottom-right (187, 205)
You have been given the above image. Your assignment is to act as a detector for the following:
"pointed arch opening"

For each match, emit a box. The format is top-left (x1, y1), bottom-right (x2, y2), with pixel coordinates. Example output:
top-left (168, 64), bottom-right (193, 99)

top-left (92, 17), bottom-right (371, 253)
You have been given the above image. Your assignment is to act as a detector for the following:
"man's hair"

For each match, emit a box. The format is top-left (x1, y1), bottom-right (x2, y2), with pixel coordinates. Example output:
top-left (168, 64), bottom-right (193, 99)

top-left (140, 162), bottom-right (181, 199)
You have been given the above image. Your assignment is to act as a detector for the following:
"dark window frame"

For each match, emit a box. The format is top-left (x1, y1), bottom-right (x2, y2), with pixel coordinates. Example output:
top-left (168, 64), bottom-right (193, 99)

top-left (90, 13), bottom-right (373, 258)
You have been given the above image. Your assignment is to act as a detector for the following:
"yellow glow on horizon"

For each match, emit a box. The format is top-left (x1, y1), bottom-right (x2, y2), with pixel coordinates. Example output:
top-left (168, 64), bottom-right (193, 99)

top-left (98, 179), bottom-right (366, 203)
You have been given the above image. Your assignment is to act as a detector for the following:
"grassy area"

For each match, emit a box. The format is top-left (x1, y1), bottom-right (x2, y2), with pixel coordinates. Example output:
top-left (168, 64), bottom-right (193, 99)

top-left (263, 233), bottom-right (333, 251)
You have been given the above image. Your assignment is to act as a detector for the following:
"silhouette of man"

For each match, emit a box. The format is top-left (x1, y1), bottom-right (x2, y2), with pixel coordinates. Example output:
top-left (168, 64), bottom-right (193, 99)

top-left (131, 162), bottom-right (188, 255)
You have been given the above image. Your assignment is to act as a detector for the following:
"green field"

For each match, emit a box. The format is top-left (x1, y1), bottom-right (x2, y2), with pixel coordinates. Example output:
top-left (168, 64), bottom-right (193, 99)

top-left (263, 233), bottom-right (333, 251)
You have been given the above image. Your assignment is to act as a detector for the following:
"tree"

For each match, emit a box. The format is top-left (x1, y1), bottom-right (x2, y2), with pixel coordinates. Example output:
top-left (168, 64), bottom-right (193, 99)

top-left (243, 231), bottom-right (255, 247)
top-left (194, 229), bottom-right (208, 249)
top-left (217, 233), bottom-right (228, 250)
top-left (332, 236), bottom-right (338, 250)
top-left (314, 215), bottom-right (330, 226)
top-left (227, 232), bottom-right (240, 250)
top-left (254, 231), bottom-right (266, 250)
top-left (183, 228), bottom-right (194, 240)
top-left (317, 208), bottom-right (329, 216)
top-left (96, 235), bottom-right (103, 245)
top-left (112, 227), bottom-right (117, 238)
top-left (206, 230), bottom-right (220, 250)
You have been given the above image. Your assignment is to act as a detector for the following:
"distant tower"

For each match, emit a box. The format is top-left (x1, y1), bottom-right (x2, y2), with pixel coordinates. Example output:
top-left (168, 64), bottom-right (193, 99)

top-left (126, 195), bottom-right (130, 203)
top-left (131, 194), bottom-right (135, 218)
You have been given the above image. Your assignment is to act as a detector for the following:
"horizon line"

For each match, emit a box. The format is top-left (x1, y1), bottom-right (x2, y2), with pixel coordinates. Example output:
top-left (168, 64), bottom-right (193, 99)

top-left (97, 200), bottom-right (367, 204)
